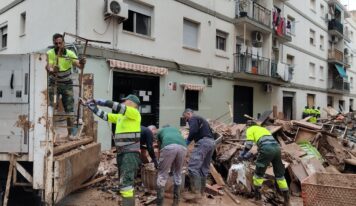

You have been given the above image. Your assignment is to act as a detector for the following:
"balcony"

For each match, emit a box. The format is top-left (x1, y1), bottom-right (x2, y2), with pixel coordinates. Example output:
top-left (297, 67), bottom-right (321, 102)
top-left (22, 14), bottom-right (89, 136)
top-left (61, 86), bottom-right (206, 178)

top-left (328, 19), bottom-right (343, 38)
top-left (328, 78), bottom-right (350, 93)
top-left (328, 49), bottom-right (344, 64)
top-left (344, 28), bottom-right (351, 42)
top-left (271, 61), bottom-right (294, 81)
top-left (235, 0), bottom-right (272, 34)
top-left (344, 56), bottom-right (351, 68)
top-left (233, 52), bottom-right (288, 84)
top-left (272, 21), bottom-right (292, 43)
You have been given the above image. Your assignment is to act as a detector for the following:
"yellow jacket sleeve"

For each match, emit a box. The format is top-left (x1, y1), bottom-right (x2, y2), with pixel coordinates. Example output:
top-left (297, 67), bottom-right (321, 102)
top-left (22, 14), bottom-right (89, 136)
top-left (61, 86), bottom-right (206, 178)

top-left (108, 113), bottom-right (118, 124)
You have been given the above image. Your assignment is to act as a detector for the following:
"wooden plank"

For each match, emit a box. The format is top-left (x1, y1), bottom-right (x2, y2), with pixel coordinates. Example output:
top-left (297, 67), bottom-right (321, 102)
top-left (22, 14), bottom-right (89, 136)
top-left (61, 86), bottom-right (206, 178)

top-left (282, 143), bottom-right (306, 158)
top-left (291, 120), bottom-right (323, 130)
top-left (77, 176), bottom-right (106, 190)
top-left (210, 164), bottom-right (225, 186)
top-left (273, 105), bottom-right (277, 118)
top-left (224, 188), bottom-right (240, 205)
top-left (53, 136), bottom-right (93, 155)
top-left (53, 142), bottom-right (101, 204)
top-left (294, 127), bottom-right (318, 143)
top-left (265, 125), bottom-right (282, 134)
top-left (257, 110), bottom-right (272, 125)
top-left (16, 162), bottom-right (33, 184)
top-left (3, 154), bottom-right (15, 206)
top-left (218, 146), bottom-right (239, 162)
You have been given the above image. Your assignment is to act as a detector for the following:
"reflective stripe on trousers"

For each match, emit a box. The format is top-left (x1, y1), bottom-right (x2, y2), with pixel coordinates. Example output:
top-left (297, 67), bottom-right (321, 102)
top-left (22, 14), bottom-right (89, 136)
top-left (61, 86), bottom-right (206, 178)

top-left (120, 186), bottom-right (134, 198)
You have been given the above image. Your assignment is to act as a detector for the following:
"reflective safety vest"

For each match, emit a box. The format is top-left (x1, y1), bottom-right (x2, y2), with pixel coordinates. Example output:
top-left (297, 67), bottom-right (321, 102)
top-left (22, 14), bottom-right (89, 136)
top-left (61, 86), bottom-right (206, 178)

top-left (246, 125), bottom-right (276, 147)
top-left (47, 48), bottom-right (77, 83)
top-left (108, 106), bottom-right (141, 153)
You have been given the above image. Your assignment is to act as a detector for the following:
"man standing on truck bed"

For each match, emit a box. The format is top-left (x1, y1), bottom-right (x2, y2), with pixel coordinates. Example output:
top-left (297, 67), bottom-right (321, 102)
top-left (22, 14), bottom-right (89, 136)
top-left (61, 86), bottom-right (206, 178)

top-left (82, 95), bottom-right (141, 206)
top-left (46, 33), bottom-right (86, 139)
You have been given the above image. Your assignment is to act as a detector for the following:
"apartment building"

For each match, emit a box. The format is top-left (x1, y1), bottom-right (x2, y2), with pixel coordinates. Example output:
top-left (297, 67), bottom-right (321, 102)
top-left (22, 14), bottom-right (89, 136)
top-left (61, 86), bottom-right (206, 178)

top-left (0, 0), bottom-right (355, 150)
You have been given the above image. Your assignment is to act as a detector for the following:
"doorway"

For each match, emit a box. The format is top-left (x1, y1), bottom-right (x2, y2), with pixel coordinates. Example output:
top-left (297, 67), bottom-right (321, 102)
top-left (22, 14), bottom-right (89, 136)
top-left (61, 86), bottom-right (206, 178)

top-left (112, 72), bottom-right (160, 127)
top-left (233, 85), bottom-right (253, 123)
top-left (283, 91), bottom-right (295, 120)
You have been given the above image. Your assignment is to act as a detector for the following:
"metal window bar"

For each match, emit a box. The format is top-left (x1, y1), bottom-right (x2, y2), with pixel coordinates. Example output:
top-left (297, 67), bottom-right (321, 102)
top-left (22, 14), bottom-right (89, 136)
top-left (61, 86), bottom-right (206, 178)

top-left (252, 2), bottom-right (271, 27)
top-left (234, 52), bottom-right (270, 76)
top-left (328, 19), bottom-right (343, 34)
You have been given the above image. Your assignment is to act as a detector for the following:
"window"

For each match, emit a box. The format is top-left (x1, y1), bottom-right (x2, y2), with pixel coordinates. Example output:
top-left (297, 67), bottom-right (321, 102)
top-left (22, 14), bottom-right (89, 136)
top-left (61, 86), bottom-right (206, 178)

top-left (339, 100), bottom-right (345, 112)
top-left (350, 99), bottom-right (354, 112)
top-left (320, 35), bottom-right (324, 50)
top-left (287, 54), bottom-right (294, 66)
top-left (0, 25), bottom-right (7, 49)
top-left (185, 90), bottom-right (199, 110)
top-left (351, 77), bottom-right (354, 88)
top-left (183, 19), bottom-right (199, 49)
top-left (123, 2), bottom-right (152, 36)
top-left (307, 94), bottom-right (315, 108)
top-left (216, 30), bottom-right (227, 51)
top-left (319, 66), bottom-right (324, 80)
top-left (309, 62), bottom-right (315, 77)
top-left (287, 16), bottom-right (295, 35)
top-left (309, 29), bottom-right (315, 46)
top-left (20, 12), bottom-right (26, 36)
top-left (327, 96), bottom-right (333, 107)
top-left (310, 0), bottom-right (316, 12)
top-left (320, 4), bottom-right (325, 17)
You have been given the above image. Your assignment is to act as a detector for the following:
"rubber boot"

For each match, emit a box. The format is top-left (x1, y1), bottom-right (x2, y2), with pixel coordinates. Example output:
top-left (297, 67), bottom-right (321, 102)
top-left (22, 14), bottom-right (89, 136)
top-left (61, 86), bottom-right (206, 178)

top-left (282, 191), bottom-right (291, 206)
top-left (254, 186), bottom-right (262, 201)
top-left (182, 175), bottom-right (201, 202)
top-left (67, 118), bottom-right (78, 140)
top-left (200, 176), bottom-right (207, 201)
top-left (172, 184), bottom-right (180, 206)
top-left (156, 186), bottom-right (165, 206)
top-left (122, 197), bottom-right (135, 206)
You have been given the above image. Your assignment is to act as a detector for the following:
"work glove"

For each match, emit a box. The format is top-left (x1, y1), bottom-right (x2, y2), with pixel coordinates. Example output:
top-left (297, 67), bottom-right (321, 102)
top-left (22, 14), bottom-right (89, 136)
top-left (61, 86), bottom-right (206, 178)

top-left (95, 99), bottom-right (106, 106)
top-left (238, 150), bottom-right (247, 161)
top-left (152, 158), bottom-right (159, 169)
top-left (84, 99), bottom-right (97, 111)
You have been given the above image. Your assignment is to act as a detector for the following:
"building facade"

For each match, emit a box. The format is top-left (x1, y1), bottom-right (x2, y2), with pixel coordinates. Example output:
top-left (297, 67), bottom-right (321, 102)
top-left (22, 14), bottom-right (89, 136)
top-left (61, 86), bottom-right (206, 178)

top-left (1, 0), bottom-right (355, 150)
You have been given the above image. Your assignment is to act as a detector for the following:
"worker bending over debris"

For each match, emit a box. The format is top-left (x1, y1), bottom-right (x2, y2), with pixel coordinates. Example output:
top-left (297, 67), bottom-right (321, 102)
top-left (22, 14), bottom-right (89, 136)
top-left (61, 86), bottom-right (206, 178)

top-left (182, 109), bottom-right (215, 203)
top-left (46, 33), bottom-right (86, 140)
top-left (140, 125), bottom-right (158, 168)
top-left (239, 121), bottom-right (290, 206)
top-left (156, 125), bottom-right (187, 206)
top-left (82, 94), bottom-right (141, 206)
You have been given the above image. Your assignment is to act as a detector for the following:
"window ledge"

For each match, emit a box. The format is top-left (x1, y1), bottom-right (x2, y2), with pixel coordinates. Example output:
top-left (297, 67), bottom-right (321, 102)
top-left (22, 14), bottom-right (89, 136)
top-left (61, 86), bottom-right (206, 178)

top-left (183, 46), bottom-right (201, 53)
top-left (122, 30), bottom-right (155, 41)
top-left (309, 76), bottom-right (316, 79)
top-left (0, 47), bottom-right (7, 51)
top-left (215, 51), bottom-right (229, 59)
top-left (19, 33), bottom-right (26, 37)
top-left (310, 9), bottom-right (316, 14)
top-left (319, 78), bottom-right (324, 81)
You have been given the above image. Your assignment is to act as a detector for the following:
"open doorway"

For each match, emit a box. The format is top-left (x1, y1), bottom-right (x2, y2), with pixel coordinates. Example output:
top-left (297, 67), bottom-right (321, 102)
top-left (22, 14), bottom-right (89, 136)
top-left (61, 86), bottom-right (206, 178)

top-left (233, 85), bottom-right (253, 123)
top-left (112, 72), bottom-right (160, 127)
top-left (283, 91), bottom-right (295, 120)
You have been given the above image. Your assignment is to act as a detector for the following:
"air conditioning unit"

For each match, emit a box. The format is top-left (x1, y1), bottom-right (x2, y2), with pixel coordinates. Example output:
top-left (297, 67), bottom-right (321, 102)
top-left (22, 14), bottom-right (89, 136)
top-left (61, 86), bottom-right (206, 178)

top-left (104, 0), bottom-right (128, 20)
top-left (251, 31), bottom-right (263, 47)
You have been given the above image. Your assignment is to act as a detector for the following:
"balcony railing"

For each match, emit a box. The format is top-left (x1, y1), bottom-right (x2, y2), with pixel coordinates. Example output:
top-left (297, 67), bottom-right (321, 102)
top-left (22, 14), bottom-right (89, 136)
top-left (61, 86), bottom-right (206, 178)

top-left (236, 0), bottom-right (271, 27)
top-left (271, 61), bottom-right (294, 81)
top-left (328, 78), bottom-right (350, 92)
top-left (328, 19), bottom-right (343, 35)
top-left (328, 49), bottom-right (344, 62)
top-left (234, 52), bottom-right (270, 76)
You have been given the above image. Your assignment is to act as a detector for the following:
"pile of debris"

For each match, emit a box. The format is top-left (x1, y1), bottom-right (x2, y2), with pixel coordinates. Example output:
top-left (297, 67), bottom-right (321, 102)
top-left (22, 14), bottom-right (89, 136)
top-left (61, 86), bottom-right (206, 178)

top-left (209, 109), bottom-right (356, 205)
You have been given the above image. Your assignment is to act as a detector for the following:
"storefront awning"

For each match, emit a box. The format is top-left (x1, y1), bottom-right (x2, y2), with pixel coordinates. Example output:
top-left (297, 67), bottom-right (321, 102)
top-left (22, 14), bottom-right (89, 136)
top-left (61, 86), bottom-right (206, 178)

top-left (108, 59), bottom-right (168, 76)
top-left (180, 83), bottom-right (205, 91)
top-left (335, 64), bottom-right (347, 78)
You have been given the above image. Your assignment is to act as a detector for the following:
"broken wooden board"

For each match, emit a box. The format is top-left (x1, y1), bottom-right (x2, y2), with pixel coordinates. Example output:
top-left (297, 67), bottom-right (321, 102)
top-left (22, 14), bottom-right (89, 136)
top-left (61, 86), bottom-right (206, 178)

top-left (265, 125), bottom-right (282, 134)
top-left (325, 165), bottom-right (341, 174)
top-left (257, 110), bottom-right (272, 125)
top-left (294, 127), bottom-right (318, 143)
top-left (323, 106), bottom-right (339, 116)
top-left (301, 157), bottom-right (326, 176)
top-left (282, 143), bottom-right (307, 159)
top-left (210, 164), bottom-right (225, 186)
top-left (291, 120), bottom-right (323, 130)
top-left (344, 158), bottom-right (356, 166)
top-left (289, 162), bottom-right (309, 182)
top-left (218, 145), bottom-right (240, 162)
top-left (230, 124), bottom-right (245, 138)
top-left (53, 142), bottom-right (101, 204)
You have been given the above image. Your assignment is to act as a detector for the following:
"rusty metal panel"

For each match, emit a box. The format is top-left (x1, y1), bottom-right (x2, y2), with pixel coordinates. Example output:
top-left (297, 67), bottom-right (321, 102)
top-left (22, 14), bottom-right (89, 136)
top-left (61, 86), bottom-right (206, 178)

top-left (53, 142), bottom-right (101, 203)
top-left (82, 73), bottom-right (95, 138)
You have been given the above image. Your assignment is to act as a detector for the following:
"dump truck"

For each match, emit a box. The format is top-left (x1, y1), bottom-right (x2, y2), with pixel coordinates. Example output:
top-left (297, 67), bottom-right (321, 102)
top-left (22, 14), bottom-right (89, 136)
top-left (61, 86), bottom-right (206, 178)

top-left (0, 52), bottom-right (101, 205)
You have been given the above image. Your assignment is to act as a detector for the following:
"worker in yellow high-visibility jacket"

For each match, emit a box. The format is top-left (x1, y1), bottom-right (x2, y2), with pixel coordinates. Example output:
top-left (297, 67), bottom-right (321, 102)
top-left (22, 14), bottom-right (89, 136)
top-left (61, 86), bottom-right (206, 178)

top-left (83, 94), bottom-right (141, 206)
top-left (239, 121), bottom-right (290, 206)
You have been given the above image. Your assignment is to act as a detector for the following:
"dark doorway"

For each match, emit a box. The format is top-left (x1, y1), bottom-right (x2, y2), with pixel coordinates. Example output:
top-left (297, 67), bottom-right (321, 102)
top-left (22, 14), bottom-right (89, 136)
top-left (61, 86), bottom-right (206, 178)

top-left (283, 97), bottom-right (293, 120)
top-left (112, 72), bottom-right (160, 128)
top-left (233, 85), bottom-right (253, 123)
top-left (185, 90), bottom-right (199, 110)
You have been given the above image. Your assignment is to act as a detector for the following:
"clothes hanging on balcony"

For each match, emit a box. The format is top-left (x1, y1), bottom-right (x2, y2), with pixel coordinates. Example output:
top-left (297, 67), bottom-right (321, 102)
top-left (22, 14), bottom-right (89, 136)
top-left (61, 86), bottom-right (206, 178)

top-left (335, 64), bottom-right (347, 78)
top-left (272, 8), bottom-right (285, 36)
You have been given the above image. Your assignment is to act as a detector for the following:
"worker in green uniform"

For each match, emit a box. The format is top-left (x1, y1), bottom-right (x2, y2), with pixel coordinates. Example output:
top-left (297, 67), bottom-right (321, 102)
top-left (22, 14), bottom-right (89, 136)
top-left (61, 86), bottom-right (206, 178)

top-left (309, 106), bottom-right (317, 123)
top-left (239, 121), bottom-right (290, 206)
top-left (82, 94), bottom-right (141, 206)
top-left (46, 33), bottom-right (86, 139)
top-left (302, 106), bottom-right (309, 118)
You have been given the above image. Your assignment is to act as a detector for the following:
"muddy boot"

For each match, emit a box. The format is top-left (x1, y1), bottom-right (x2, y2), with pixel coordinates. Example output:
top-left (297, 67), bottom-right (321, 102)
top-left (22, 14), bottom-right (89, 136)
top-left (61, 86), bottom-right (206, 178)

top-left (172, 184), bottom-right (180, 206)
top-left (156, 186), bottom-right (165, 206)
top-left (122, 197), bottom-right (135, 206)
top-left (282, 191), bottom-right (291, 206)
top-left (254, 186), bottom-right (262, 201)
top-left (201, 177), bottom-right (206, 196)
top-left (182, 175), bottom-right (201, 202)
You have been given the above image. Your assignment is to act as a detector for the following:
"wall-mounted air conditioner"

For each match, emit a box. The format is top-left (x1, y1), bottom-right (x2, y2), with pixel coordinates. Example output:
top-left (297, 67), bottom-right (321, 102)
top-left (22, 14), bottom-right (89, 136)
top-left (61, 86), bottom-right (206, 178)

top-left (104, 0), bottom-right (128, 20)
top-left (251, 31), bottom-right (263, 47)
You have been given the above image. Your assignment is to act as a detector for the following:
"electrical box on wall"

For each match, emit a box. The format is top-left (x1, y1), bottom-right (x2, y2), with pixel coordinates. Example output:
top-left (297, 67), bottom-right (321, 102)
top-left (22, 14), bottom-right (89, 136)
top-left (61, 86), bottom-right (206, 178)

top-left (0, 55), bottom-right (29, 103)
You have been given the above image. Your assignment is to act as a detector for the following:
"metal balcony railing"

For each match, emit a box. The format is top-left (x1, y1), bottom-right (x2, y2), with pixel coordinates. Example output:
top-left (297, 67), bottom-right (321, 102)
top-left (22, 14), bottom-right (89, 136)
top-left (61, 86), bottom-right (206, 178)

top-left (328, 19), bottom-right (343, 35)
top-left (271, 61), bottom-right (294, 81)
top-left (236, 0), bottom-right (271, 27)
top-left (328, 49), bottom-right (344, 62)
top-left (234, 52), bottom-right (270, 76)
top-left (328, 78), bottom-right (350, 92)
